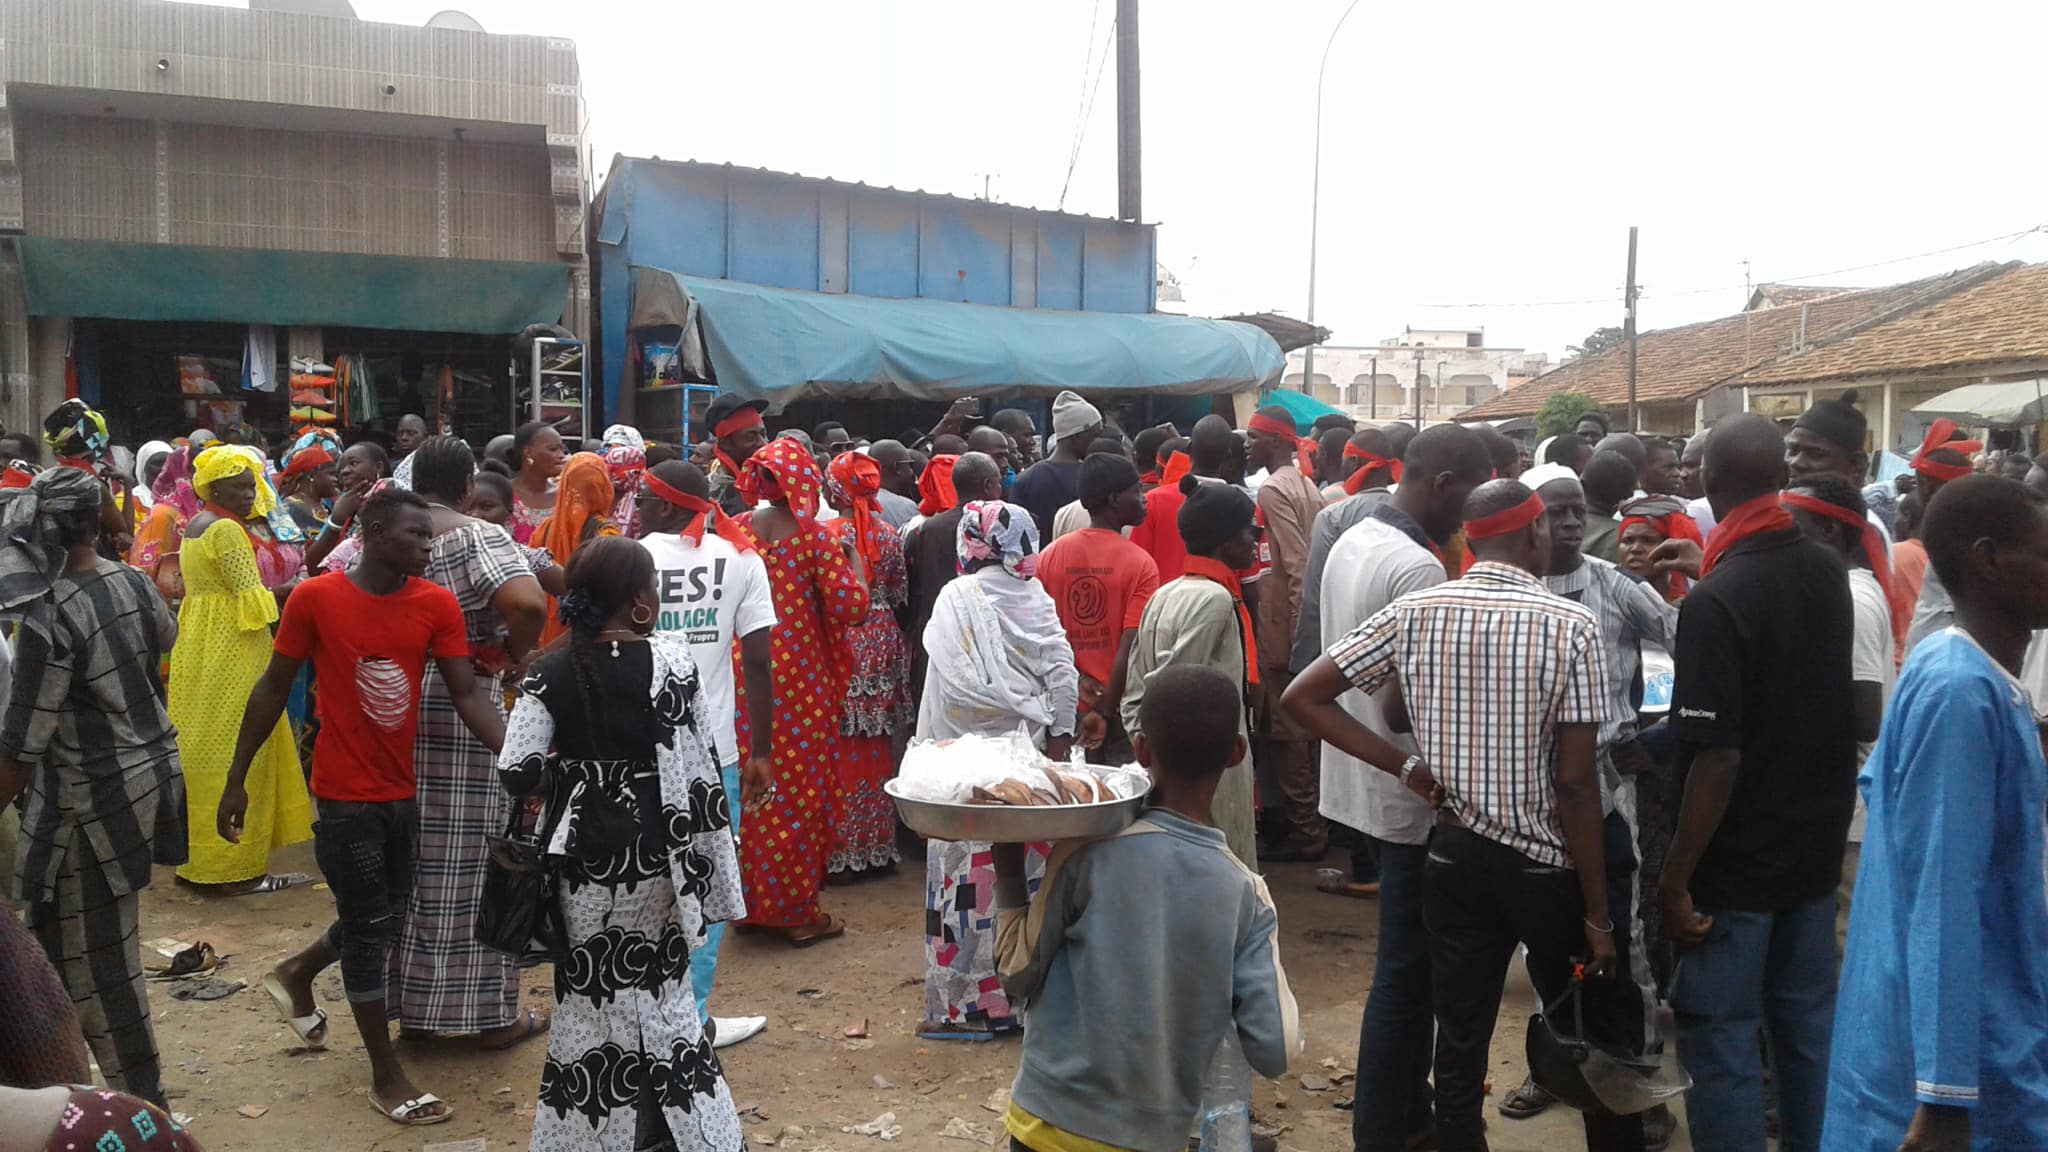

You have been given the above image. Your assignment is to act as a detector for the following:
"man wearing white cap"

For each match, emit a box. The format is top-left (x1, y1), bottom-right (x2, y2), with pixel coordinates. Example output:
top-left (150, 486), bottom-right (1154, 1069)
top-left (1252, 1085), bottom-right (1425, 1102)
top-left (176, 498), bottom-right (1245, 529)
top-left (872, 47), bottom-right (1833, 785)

top-left (1010, 390), bottom-right (1102, 540)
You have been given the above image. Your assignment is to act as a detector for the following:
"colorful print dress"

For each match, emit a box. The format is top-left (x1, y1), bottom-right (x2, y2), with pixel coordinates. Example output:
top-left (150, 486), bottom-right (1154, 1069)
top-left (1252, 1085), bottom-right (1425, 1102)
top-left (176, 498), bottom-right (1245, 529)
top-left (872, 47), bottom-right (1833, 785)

top-left (732, 519), bottom-right (870, 926)
top-left (828, 517), bottom-right (910, 875)
top-left (500, 632), bottom-right (745, 1152)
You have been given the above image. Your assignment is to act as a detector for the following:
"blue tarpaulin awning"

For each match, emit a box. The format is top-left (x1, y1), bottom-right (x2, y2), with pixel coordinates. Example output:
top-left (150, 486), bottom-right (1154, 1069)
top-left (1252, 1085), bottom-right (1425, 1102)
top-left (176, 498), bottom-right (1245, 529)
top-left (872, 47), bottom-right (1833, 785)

top-left (628, 268), bottom-right (1284, 408)
top-left (1261, 387), bottom-right (1347, 434)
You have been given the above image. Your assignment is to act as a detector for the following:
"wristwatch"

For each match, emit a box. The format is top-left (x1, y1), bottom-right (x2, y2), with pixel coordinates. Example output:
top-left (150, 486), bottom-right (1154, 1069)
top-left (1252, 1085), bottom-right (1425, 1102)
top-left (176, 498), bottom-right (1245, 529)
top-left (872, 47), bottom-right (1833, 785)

top-left (1397, 754), bottom-right (1423, 785)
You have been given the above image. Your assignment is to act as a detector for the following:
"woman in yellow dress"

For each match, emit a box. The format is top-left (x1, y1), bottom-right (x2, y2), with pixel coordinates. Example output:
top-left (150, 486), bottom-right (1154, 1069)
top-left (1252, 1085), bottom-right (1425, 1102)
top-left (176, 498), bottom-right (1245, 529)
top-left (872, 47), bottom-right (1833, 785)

top-left (170, 446), bottom-right (314, 893)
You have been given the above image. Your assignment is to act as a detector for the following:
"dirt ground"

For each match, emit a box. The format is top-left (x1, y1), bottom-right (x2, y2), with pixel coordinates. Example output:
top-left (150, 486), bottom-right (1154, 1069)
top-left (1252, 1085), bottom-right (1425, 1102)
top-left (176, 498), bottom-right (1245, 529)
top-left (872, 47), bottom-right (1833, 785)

top-left (137, 840), bottom-right (1684, 1151)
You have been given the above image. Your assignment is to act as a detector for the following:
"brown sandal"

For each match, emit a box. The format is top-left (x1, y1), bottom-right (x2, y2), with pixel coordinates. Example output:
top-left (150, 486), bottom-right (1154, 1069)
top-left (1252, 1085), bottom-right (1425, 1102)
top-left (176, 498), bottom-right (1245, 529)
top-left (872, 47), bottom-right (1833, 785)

top-left (782, 914), bottom-right (845, 948)
top-left (1316, 876), bottom-right (1381, 900)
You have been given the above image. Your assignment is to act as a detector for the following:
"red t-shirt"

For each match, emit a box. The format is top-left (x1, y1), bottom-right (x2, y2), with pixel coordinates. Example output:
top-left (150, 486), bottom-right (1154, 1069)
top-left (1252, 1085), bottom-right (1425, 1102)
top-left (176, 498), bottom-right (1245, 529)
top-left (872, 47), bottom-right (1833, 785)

top-left (1127, 479), bottom-right (1268, 585)
top-left (1038, 528), bottom-right (1161, 688)
top-left (274, 572), bottom-right (468, 802)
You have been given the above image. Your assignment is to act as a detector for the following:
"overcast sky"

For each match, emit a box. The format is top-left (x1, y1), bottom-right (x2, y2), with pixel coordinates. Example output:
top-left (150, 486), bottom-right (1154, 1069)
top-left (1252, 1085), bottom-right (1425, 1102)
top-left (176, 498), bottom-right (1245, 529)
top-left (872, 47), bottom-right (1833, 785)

top-left (264, 1), bottom-right (2048, 355)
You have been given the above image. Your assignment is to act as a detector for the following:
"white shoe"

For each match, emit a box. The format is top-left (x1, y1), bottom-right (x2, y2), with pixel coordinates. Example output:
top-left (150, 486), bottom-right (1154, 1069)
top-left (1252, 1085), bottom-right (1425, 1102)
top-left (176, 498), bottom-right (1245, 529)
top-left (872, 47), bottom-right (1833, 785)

top-left (711, 1015), bottom-right (768, 1049)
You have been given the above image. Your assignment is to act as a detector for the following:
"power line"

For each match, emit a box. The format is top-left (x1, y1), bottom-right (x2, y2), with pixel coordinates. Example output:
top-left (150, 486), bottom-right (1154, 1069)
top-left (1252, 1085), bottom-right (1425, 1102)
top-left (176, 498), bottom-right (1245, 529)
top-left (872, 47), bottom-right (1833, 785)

top-left (1413, 223), bottom-right (2048, 310)
top-left (1057, 3), bottom-right (1115, 211)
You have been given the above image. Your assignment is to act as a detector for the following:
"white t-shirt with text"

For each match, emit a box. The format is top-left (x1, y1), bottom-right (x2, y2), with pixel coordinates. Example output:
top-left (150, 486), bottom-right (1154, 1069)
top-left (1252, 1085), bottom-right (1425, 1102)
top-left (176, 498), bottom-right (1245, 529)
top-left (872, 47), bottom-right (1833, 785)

top-left (640, 531), bottom-right (778, 765)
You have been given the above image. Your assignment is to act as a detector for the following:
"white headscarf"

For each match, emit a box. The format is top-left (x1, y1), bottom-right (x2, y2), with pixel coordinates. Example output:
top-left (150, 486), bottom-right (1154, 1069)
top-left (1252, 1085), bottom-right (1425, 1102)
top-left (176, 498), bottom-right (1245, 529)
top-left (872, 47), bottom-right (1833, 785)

top-left (133, 440), bottom-right (172, 509)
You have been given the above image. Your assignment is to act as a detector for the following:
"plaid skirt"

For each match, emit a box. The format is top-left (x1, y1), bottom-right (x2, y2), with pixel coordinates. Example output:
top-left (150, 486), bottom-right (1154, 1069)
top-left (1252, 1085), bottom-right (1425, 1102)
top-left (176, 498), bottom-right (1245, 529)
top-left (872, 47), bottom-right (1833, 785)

top-left (387, 665), bottom-right (522, 1033)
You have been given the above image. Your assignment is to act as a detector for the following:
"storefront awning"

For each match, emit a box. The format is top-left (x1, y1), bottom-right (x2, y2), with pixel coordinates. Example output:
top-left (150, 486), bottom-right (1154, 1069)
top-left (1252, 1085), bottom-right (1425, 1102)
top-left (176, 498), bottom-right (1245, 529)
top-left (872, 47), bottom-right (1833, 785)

top-left (17, 237), bottom-right (568, 335)
top-left (629, 267), bottom-right (1284, 407)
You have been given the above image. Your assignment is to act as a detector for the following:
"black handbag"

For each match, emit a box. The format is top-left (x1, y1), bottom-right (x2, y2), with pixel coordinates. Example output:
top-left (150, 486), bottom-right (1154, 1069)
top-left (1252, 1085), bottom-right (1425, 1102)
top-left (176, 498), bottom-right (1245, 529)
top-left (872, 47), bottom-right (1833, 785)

top-left (476, 798), bottom-right (560, 963)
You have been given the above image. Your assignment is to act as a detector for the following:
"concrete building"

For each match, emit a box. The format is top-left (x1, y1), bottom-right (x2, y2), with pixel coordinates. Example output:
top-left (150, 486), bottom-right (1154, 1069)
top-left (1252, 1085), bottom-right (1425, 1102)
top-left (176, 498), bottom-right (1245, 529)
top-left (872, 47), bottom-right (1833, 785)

top-left (0, 0), bottom-right (588, 444)
top-left (1281, 327), bottom-right (1549, 422)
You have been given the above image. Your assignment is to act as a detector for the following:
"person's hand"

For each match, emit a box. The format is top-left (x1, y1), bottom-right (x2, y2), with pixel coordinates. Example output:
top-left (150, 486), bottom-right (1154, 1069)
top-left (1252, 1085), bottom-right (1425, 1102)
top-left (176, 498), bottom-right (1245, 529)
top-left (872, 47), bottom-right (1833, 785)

top-left (1581, 918), bottom-right (1618, 979)
top-left (1898, 1104), bottom-right (1970, 1152)
top-left (740, 753), bottom-right (775, 817)
top-left (1405, 758), bottom-right (1446, 808)
top-left (1044, 734), bottom-right (1075, 762)
top-left (1650, 537), bottom-right (1703, 579)
top-left (1077, 711), bottom-right (1108, 750)
top-left (1661, 885), bottom-right (1713, 947)
top-left (936, 397), bottom-right (980, 434)
top-left (217, 782), bottom-right (249, 844)
top-left (1610, 738), bottom-right (1654, 778)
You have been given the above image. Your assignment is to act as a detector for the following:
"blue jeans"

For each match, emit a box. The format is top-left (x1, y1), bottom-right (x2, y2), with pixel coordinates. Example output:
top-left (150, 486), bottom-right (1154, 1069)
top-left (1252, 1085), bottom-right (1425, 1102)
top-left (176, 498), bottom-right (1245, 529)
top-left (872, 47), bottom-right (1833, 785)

top-left (1353, 838), bottom-right (1433, 1152)
top-left (688, 761), bottom-right (743, 1018)
top-left (1671, 896), bottom-right (1837, 1152)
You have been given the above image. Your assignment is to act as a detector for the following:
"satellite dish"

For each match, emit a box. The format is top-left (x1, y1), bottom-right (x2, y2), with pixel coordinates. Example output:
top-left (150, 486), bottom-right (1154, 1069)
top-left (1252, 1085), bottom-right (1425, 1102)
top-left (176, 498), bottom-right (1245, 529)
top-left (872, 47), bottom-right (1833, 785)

top-left (425, 9), bottom-right (486, 31)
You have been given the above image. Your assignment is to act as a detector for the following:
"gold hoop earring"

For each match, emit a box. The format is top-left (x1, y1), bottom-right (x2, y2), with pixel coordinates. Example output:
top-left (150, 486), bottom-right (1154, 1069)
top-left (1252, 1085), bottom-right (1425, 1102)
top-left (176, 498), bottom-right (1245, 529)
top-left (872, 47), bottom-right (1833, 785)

top-left (631, 604), bottom-right (654, 626)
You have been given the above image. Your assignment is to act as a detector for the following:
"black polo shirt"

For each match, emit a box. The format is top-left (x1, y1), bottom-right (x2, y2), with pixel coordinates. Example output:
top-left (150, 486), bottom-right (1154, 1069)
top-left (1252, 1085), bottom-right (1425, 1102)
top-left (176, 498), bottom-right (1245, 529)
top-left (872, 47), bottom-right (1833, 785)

top-left (1669, 527), bottom-right (1857, 912)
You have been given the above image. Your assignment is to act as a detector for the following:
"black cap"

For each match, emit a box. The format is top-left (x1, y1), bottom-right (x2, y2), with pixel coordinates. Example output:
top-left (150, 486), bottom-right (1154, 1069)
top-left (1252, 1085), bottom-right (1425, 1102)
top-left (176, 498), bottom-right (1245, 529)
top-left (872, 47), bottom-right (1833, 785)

top-left (704, 394), bottom-right (767, 429)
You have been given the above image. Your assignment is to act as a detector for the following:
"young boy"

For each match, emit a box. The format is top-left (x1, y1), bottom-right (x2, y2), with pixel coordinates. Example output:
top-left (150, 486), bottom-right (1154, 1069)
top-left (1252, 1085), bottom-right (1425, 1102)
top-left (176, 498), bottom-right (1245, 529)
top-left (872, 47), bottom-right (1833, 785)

top-left (218, 487), bottom-right (504, 1128)
top-left (994, 663), bottom-right (1300, 1152)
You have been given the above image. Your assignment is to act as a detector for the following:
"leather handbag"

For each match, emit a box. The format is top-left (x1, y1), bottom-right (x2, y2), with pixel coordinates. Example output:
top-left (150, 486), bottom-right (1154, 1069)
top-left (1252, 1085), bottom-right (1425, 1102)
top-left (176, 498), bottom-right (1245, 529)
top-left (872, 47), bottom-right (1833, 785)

top-left (476, 798), bottom-right (560, 963)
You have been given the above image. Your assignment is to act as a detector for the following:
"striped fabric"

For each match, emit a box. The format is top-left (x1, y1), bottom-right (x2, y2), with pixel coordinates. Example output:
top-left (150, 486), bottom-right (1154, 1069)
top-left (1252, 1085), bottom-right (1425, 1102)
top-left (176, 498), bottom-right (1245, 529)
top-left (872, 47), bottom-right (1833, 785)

top-left (1327, 561), bottom-right (1608, 868)
top-left (386, 520), bottom-right (531, 1033)
top-left (3, 559), bottom-right (185, 906)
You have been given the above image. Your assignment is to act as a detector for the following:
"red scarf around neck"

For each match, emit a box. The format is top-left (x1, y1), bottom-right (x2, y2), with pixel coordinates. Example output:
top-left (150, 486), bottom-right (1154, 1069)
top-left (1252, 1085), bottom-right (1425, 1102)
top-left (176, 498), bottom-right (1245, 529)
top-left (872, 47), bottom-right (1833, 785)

top-left (1782, 490), bottom-right (1909, 661)
top-left (1183, 555), bottom-right (1260, 687)
top-left (1700, 492), bottom-right (1795, 576)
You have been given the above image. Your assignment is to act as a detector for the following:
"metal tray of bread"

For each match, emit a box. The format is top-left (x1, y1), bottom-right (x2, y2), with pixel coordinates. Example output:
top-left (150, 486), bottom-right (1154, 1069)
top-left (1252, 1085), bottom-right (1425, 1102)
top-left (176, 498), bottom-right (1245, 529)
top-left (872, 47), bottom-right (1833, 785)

top-left (884, 771), bottom-right (1151, 844)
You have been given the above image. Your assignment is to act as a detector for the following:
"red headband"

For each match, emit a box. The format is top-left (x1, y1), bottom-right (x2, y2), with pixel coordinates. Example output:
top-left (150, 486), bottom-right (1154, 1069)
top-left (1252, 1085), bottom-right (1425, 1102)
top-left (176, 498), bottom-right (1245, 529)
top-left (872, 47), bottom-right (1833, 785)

top-left (1911, 418), bottom-right (1981, 482)
top-left (712, 407), bottom-right (765, 440)
top-left (1782, 489), bottom-right (1907, 651)
top-left (642, 469), bottom-right (756, 553)
top-left (1342, 444), bottom-right (1402, 494)
top-left (1463, 492), bottom-right (1547, 540)
top-left (1248, 412), bottom-right (1318, 477)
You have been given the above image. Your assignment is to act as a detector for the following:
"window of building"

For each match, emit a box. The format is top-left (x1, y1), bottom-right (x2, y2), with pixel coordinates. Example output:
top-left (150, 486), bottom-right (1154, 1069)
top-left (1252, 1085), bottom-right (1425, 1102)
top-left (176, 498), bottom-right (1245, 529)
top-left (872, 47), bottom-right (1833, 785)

top-left (1466, 332), bottom-right (1484, 348)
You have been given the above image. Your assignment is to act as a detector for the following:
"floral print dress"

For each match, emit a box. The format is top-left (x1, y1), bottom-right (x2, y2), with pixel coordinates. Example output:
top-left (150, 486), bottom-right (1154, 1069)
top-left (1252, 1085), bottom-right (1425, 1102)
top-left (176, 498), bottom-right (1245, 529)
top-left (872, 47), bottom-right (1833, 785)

top-left (499, 632), bottom-right (745, 1152)
top-left (828, 516), bottom-right (911, 874)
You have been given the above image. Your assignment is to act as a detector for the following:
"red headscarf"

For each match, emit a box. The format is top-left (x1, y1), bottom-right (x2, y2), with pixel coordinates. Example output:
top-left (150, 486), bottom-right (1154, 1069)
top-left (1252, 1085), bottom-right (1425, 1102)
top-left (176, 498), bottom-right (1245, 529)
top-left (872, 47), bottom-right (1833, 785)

top-left (1160, 451), bottom-right (1193, 486)
top-left (737, 437), bottom-right (823, 521)
top-left (1342, 442), bottom-right (1403, 495)
top-left (641, 469), bottom-right (755, 554)
top-left (1700, 492), bottom-right (1795, 576)
top-left (918, 454), bottom-right (959, 517)
top-left (1782, 488), bottom-right (1910, 662)
top-left (1910, 418), bottom-right (1981, 482)
top-left (1617, 495), bottom-right (1705, 599)
top-left (828, 451), bottom-right (887, 569)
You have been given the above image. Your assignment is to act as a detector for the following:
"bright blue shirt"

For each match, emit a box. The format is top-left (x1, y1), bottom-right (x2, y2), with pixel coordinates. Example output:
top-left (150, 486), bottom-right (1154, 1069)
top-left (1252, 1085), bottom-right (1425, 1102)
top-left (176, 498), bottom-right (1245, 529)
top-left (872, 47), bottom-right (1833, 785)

top-left (1823, 628), bottom-right (2048, 1150)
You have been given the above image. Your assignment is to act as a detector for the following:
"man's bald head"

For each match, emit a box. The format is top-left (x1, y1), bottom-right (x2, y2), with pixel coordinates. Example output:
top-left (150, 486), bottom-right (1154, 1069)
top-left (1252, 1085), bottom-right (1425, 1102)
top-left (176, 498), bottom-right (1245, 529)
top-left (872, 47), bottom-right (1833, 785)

top-left (1188, 415), bottom-right (1235, 474)
top-left (1384, 422), bottom-right (1418, 461)
top-left (869, 438), bottom-right (916, 498)
top-left (1595, 432), bottom-right (1647, 471)
top-left (1702, 413), bottom-right (1789, 513)
top-left (931, 433), bottom-right (969, 455)
top-left (952, 451), bottom-right (1003, 505)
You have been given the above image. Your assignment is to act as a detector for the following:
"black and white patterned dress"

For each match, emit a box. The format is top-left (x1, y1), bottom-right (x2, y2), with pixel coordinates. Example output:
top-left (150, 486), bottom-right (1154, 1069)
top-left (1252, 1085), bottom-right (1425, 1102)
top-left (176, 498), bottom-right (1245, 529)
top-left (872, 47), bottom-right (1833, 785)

top-left (499, 631), bottom-right (747, 1152)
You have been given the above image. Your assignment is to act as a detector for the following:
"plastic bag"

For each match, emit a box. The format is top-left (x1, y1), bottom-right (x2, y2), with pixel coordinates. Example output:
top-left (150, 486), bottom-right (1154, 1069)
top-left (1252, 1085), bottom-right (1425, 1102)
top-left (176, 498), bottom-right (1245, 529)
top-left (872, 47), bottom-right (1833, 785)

top-left (896, 727), bottom-right (1148, 804)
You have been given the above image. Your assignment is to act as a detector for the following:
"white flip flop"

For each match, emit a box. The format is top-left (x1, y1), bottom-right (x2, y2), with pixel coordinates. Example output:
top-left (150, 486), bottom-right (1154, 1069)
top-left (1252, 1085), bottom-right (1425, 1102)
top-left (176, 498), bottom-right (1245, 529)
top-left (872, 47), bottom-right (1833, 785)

top-left (711, 1015), bottom-right (767, 1049)
top-left (262, 972), bottom-right (329, 1051)
top-left (371, 1092), bottom-right (453, 1126)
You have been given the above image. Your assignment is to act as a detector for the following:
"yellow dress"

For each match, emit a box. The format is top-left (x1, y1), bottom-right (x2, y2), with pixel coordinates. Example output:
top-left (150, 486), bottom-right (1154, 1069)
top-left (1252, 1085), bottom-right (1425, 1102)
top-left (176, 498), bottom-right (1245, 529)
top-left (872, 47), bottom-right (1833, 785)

top-left (171, 518), bottom-right (313, 884)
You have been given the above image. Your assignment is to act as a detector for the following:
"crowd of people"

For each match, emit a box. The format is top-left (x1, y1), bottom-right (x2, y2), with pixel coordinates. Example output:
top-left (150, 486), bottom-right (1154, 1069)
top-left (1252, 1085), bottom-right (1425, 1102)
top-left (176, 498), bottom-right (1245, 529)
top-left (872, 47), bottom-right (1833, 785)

top-left (0, 381), bottom-right (2042, 1152)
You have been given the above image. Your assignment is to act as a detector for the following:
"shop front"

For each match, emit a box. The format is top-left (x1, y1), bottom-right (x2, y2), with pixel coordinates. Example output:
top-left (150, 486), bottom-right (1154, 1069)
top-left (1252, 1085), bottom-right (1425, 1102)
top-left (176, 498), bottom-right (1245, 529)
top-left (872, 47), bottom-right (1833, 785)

top-left (16, 238), bottom-right (571, 449)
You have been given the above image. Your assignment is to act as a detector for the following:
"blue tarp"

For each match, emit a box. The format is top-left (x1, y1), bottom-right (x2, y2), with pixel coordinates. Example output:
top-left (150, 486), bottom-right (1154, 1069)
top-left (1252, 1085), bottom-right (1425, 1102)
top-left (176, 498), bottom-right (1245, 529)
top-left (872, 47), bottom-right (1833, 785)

top-left (634, 269), bottom-right (1284, 408)
top-left (1262, 386), bottom-right (1348, 433)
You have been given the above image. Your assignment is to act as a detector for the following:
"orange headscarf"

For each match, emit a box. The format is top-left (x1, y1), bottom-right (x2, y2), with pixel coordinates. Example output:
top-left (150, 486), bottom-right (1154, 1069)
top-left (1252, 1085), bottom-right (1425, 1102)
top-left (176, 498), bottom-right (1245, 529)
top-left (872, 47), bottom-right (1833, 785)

top-left (532, 453), bottom-right (622, 646)
top-left (827, 451), bottom-right (887, 570)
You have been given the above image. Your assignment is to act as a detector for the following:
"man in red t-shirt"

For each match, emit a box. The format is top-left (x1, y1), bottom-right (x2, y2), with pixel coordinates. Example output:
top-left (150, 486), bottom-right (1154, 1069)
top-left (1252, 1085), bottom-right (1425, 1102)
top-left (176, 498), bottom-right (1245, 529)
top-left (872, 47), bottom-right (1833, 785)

top-left (1037, 454), bottom-right (1160, 763)
top-left (218, 486), bottom-right (501, 1128)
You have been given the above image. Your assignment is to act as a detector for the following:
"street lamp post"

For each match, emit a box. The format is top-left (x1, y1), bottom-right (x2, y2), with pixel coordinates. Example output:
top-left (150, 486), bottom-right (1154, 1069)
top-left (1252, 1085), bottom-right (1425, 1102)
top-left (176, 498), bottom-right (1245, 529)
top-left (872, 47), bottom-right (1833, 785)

top-left (1300, 0), bottom-right (1364, 396)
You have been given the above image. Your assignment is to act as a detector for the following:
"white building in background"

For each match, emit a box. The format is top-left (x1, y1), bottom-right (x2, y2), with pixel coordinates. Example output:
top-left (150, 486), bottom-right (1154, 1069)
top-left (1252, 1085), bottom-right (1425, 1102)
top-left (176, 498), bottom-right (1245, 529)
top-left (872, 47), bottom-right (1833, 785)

top-left (1283, 327), bottom-right (1550, 423)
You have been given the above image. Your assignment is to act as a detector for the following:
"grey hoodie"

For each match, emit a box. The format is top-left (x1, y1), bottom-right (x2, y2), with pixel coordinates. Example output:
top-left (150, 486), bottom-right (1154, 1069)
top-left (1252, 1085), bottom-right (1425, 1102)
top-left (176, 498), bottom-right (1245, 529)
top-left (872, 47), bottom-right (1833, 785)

top-left (995, 809), bottom-right (1300, 1152)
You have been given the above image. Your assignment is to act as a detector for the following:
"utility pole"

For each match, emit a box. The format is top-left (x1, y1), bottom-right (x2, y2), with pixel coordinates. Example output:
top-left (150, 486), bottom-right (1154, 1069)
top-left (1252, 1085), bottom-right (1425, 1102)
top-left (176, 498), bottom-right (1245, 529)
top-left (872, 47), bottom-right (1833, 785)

top-left (1625, 225), bottom-right (1639, 431)
top-left (1301, 0), bottom-right (1364, 395)
top-left (1115, 0), bottom-right (1141, 224)
top-left (1368, 354), bottom-right (1377, 419)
